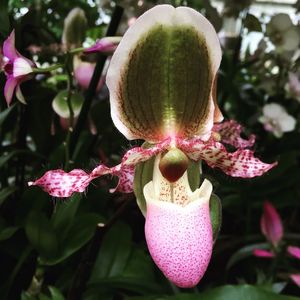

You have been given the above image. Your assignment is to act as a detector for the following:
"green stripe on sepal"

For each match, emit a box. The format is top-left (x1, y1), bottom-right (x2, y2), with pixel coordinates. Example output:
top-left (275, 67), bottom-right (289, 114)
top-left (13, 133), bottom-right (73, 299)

top-left (210, 193), bottom-right (222, 242)
top-left (119, 25), bottom-right (212, 141)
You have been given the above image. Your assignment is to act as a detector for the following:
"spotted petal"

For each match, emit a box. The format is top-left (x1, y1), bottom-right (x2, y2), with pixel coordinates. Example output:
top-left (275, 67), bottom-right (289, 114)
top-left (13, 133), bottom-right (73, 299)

top-left (28, 169), bottom-right (92, 198)
top-left (28, 140), bottom-right (168, 197)
top-left (214, 120), bottom-right (255, 149)
top-left (178, 138), bottom-right (276, 178)
top-left (144, 156), bottom-right (213, 287)
top-left (107, 5), bottom-right (221, 142)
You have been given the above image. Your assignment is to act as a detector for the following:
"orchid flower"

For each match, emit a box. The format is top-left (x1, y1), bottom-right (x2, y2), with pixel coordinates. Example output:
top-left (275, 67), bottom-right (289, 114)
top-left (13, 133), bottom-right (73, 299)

top-left (2, 30), bottom-right (36, 106)
top-left (29, 5), bottom-right (276, 287)
top-left (254, 201), bottom-right (300, 288)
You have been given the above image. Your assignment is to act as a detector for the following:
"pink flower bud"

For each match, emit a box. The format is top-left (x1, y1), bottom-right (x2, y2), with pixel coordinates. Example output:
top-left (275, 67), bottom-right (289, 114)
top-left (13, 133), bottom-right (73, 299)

top-left (260, 201), bottom-right (283, 247)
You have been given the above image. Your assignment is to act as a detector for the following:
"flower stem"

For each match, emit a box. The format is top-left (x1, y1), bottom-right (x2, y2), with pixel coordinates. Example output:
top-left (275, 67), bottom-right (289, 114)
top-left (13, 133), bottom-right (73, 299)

top-left (32, 63), bottom-right (63, 73)
top-left (64, 53), bottom-right (75, 171)
top-left (69, 5), bottom-right (124, 158)
top-left (69, 47), bottom-right (85, 54)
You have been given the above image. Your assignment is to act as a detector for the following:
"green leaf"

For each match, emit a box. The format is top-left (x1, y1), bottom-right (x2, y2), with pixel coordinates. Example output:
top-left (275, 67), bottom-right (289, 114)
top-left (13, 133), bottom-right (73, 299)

top-left (125, 284), bottom-right (300, 300)
top-left (0, 150), bottom-right (44, 168)
top-left (51, 194), bottom-right (81, 240)
top-left (25, 211), bottom-right (59, 260)
top-left (197, 285), bottom-right (300, 300)
top-left (226, 243), bottom-right (270, 270)
top-left (210, 194), bottom-right (222, 242)
top-left (0, 104), bottom-right (16, 127)
top-left (48, 286), bottom-right (65, 300)
top-left (0, 226), bottom-right (19, 241)
top-left (52, 90), bottom-right (84, 118)
top-left (89, 222), bottom-right (132, 282)
top-left (0, 186), bottom-right (17, 206)
top-left (0, 0), bottom-right (10, 37)
top-left (43, 213), bottom-right (102, 265)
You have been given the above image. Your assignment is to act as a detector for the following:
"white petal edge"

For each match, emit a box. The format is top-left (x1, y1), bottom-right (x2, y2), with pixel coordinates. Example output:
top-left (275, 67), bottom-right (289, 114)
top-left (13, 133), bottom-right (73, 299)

top-left (13, 58), bottom-right (33, 77)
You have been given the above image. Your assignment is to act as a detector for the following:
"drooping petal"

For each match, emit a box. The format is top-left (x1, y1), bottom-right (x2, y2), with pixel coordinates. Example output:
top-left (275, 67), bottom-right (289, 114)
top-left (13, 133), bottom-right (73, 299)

top-left (253, 249), bottom-right (274, 258)
top-left (213, 120), bottom-right (255, 149)
top-left (3, 30), bottom-right (19, 60)
top-left (287, 246), bottom-right (300, 260)
top-left (290, 274), bottom-right (300, 287)
top-left (4, 76), bottom-right (19, 106)
top-left (15, 85), bottom-right (27, 104)
top-left (178, 138), bottom-right (276, 178)
top-left (28, 140), bottom-right (168, 197)
top-left (260, 201), bottom-right (283, 247)
top-left (144, 156), bottom-right (213, 288)
top-left (106, 5), bottom-right (221, 142)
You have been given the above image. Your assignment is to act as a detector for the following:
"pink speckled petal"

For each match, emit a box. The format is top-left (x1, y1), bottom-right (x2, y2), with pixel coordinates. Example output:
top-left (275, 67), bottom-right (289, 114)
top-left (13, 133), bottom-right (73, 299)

top-left (144, 179), bottom-right (213, 288)
top-left (213, 120), bottom-right (255, 149)
top-left (3, 30), bottom-right (18, 60)
top-left (28, 169), bottom-right (92, 197)
top-left (28, 140), bottom-right (168, 197)
top-left (4, 76), bottom-right (19, 106)
top-left (109, 165), bottom-right (135, 193)
top-left (261, 201), bottom-right (283, 247)
top-left (253, 249), bottom-right (274, 258)
top-left (290, 274), bottom-right (300, 287)
top-left (178, 138), bottom-right (276, 178)
top-left (287, 246), bottom-right (300, 260)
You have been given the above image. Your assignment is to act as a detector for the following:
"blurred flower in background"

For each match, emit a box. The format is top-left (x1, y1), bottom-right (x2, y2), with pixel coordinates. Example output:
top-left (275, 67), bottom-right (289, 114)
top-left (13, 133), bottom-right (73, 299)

top-left (259, 103), bottom-right (296, 137)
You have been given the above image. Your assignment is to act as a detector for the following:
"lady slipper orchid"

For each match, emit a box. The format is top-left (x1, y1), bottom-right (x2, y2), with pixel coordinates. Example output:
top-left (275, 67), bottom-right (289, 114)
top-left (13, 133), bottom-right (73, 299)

top-left (29, 5), bottom-right (276, 287)
top-left (2, 30), bottom-right (36, 106)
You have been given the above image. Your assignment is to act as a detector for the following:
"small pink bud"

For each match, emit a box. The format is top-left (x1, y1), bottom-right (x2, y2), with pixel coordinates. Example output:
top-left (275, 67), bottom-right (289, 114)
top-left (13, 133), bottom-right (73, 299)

top-left (260, 201), bottom-right (283, 247)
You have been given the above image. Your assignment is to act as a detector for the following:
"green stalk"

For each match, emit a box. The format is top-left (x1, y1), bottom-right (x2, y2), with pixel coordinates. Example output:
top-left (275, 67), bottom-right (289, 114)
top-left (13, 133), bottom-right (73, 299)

top-left (69, 5), bottom-right (124, 157)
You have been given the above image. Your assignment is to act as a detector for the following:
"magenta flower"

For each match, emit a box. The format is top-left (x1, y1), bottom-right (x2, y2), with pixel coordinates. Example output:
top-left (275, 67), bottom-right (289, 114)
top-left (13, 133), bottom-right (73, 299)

top-left (254, 201), bottom-right (300, 288)
top-left (260, 201), bottom-right (283, 247)
top-left (29, 5), bottom-right (276, 287)
top-left (83, 37), bottom-right (121, 54)
top-left (2, 30), bottom-right (36, 106)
